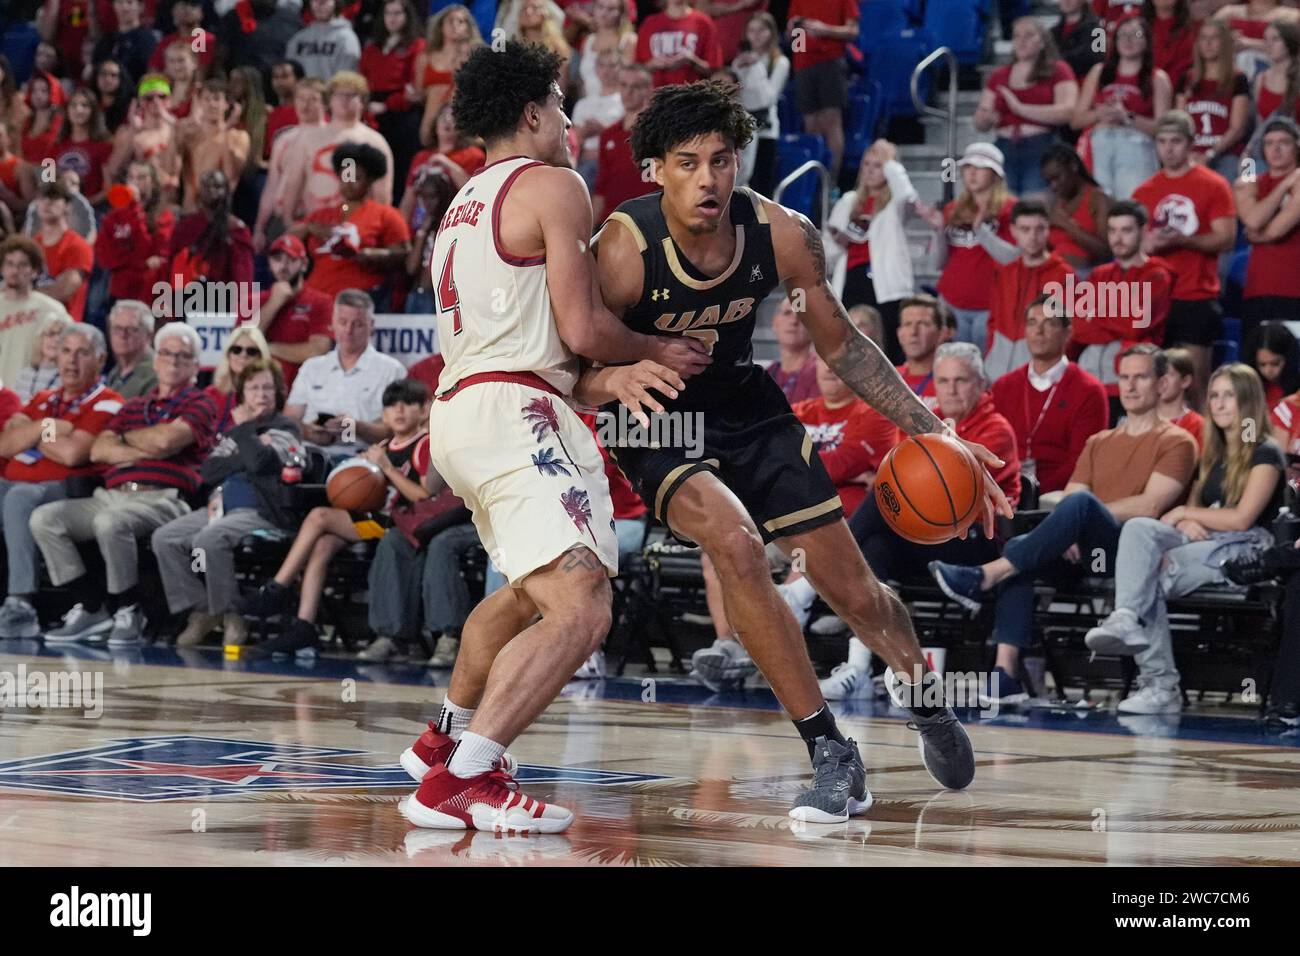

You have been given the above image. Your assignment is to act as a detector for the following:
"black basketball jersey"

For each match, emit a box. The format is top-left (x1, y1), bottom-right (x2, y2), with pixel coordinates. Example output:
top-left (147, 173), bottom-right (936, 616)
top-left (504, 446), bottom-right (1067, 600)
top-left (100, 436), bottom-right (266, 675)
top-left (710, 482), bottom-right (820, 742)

top-left (602, 187), bottom-right (780, 412)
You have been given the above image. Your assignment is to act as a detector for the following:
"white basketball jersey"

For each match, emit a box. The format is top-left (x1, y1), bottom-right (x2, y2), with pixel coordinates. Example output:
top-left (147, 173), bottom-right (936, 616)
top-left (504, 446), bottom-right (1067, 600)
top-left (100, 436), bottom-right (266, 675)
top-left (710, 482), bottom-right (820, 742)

top-left (428, 156), bottom-right (578, 396)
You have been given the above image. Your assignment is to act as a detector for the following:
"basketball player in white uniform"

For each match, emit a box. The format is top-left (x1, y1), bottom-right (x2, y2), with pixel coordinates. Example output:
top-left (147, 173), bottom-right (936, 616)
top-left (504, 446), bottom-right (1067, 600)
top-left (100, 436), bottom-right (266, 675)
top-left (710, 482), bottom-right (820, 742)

top-left (397, 41), bottom-right (709, 834)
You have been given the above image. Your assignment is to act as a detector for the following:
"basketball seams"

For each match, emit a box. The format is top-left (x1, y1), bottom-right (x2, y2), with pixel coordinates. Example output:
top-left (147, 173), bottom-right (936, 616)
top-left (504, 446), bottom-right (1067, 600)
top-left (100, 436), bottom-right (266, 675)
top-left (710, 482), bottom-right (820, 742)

top-left (875, 435), bottom-right (982, 544)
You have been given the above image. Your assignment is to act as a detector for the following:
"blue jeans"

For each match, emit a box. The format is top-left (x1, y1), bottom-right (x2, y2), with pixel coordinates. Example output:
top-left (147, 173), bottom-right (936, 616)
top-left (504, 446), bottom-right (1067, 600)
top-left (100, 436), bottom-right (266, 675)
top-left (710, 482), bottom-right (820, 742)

top-left (993, 491), bottom-right (1122, 648)
top-left (1089, 126), bottom-right (1157, 201)
top-left (995, 132), bottom-right (1056, 197)
top-left (484, 518), bottom-right (646, 595)
top-left (941, 297), bottom-right (990, 350)
top-left (0, 479), bottom-right (67, 595)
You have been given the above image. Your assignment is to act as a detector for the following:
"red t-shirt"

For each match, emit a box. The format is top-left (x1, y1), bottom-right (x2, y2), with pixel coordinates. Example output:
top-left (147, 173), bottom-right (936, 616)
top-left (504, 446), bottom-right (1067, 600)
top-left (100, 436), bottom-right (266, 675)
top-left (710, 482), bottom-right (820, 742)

top-left (359, 39), bottom-right (425, 107)
top-left (302, 199), bottom-right (411, 299)
top-left (594, 122), bottom-right (659, 217)
top-left (1132, 165), bottom-right (1235, 301)
top-left (1151, 15), bottom-right (1199, 91)
top-left (986, 59), bottom-right (1075, 131)
top-left (792, 395), bottom-right (899, 516)
top-left (990, 362), bottom-right (1108, 493)
top-left (1182, 73), bottom-right (1250, 155)
top-left (247, 285), bottom-right (334, 389)
top-left (47, 138), bottom-right (114, 198)
top-left (936, 197), bottom-right (1016, 311)
top-left (1245, 171), bottom-right (1300, 300)
top-left (21, 118), bottom-right (62, 163)
top-left (1048, 185), bottom-right (1100, 265)
top-left (1174, 408), bottom-right (1205, 452)
top-left (3, 383), bottom-right (124, 482)
top-left (1098, 73), bottom-right (1157, 119)
top-left (0, 155), bottom-right (19, 195)
top-left (635, 9), bottom-right (723, 86)
top-left (788, 0), bottom-right (859, 71)
top-left (37, 228), bottom-right (94, 322)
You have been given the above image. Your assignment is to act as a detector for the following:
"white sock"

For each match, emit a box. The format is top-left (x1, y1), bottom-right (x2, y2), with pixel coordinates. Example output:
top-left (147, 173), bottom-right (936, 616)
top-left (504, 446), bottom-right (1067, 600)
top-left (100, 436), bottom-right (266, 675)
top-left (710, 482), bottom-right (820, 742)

top-left (785, 576), bottom-right (816, 609)
top-left (435, 698), bottom-right (475, 740)
top-left (446, 731), bottom-right (507, 778)
top-left (847, 637), bottom-right (871, 672)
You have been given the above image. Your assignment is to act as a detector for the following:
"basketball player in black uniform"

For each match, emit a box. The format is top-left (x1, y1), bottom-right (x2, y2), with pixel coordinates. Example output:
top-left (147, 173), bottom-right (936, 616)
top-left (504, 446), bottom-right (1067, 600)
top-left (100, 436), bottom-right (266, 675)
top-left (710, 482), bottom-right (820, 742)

top-left (576, 82), bottom-right (1012, 822)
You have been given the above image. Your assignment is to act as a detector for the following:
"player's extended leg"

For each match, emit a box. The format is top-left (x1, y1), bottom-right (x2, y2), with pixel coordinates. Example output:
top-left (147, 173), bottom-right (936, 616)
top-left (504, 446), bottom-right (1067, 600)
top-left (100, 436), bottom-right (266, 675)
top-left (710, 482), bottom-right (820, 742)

top-left (666, 471), bottom-right (870, 823)
top-left (401, 547), bottom-right (610, 833)
top-left (398, 583), bottom-right (538, 782)
top-left (774, 520), bottom-right (977, 791)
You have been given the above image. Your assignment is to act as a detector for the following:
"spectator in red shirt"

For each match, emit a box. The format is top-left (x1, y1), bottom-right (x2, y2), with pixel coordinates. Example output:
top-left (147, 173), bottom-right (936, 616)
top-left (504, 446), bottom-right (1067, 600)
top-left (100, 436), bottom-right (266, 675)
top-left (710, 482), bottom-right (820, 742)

top-left (593, 61), bottom-right (656, 222)
top-left (916, 141), bottom-right (1018, 351)
top-left (637, 0), bottom-right (722, 88)
top-left (1146, 0), bottom-right (1199, 92)
top-left (808, 342), bottom-right (1019, 699)
top-left (974, 16), bottom-right (1079, 196)
top-left (48, 88), bottom-right (114, 205)
top-left (1175, 19), bottom-right (1250, 184)
top-left (167, 168), bottom-right (256, 306)
top-left (362, 0), bottom-right (426, 205)
top-left (0, 323), bottom-right (122, 640)
top-left (1071, 13), bottom-right (1172, 200)
top-left (1133, 108), bottom-right (1236, 406)
top-left (32, 181), bottom-right (93, 323)
top-left (265, 60), bottom-right (304, 150)
top-left (992, 294), bottom-right (1109, 493)
top-left (1093, 0), bottom-right (1142, 36)
top-left (1070, 199), bottom-right (1174, 408)
top-left (95, 161), bottom-right (176, 315)
top-left (785, 0), bottom-right (857, 183)
top-left (894, 293), bottom-right (954, 413)
top-left (1236, 116), bottom-right (1300, 339)
top-left (162, 43), bottom-right (199, 120)
top-left (985, 198), bottom-right (1075, 382)
top-left (30, 321), bottom-right (218, 647)
top-left (20, 73), bottom-right (64, 163)
top-left (1159, 345), bottom-right (1204, 450)
top-left (1249, 21), bottom-right (1300, 130)
top-left (292, 141), bottom-right (411, 306)
top-left (1214, 0), bottom-right (1298, 76)
top-left (147, 0), bottom-right (217, 73)
top-left (407, 102), bottom-right (487, 202)
top-left (766, 294), bottom-right (819, 405)
top-left (247, 234), bottom-right (334, 389)
top-left (1042, 143), bottom-right (1112, 271)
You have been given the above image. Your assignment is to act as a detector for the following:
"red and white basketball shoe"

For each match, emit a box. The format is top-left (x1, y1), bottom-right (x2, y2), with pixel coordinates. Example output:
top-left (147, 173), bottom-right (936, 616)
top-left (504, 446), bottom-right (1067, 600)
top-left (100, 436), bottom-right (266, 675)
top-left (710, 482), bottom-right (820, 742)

top-left (400, 723), bottom-right (517, 781)
top-left (399, 765), bottom-right (574, 834)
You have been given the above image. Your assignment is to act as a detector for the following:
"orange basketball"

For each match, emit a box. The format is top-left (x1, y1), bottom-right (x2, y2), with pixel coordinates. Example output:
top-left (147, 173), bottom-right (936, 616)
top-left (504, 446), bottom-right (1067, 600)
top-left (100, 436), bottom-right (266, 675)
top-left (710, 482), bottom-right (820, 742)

top-left (874, 433), bottom-right (983, 545)
top-left (326, 459), bottom-right (388, 511)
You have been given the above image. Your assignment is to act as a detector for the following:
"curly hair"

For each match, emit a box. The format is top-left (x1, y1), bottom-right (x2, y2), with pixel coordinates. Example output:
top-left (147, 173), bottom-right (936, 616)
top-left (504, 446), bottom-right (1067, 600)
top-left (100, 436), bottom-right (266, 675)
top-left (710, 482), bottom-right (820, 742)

top-left (630, 81), bottom-right (756, 164)
top-left (332, 140), bottom-right (389, 182)
top-left (451, 40), bottom-right (563, 144)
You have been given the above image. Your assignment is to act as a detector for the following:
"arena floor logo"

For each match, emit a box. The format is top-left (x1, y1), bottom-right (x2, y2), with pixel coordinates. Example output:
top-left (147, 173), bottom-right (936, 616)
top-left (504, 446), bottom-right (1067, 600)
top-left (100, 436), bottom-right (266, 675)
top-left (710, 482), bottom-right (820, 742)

top-left (0, 736), bottom-right (669, 802)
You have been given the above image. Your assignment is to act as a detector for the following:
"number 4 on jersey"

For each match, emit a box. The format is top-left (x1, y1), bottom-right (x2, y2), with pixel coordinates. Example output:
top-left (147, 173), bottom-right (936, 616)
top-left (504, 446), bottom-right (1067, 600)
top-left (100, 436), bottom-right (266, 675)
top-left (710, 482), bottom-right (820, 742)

top-left (436, 240), bottom-right (462, 335)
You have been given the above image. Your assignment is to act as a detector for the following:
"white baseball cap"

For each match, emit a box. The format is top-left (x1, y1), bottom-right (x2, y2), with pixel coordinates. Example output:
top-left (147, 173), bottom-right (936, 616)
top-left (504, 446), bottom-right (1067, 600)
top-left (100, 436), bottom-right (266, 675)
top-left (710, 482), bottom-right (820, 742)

top-left (957, 142), bottom-right (1006, 180)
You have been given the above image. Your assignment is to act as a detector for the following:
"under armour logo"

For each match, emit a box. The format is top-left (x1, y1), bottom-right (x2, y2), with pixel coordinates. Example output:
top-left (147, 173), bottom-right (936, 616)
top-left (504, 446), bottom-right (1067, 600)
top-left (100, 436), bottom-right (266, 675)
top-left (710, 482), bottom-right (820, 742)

top-left (650, 288), bottom-right (670, 301)
top-left (749, 264), bottom-right (763, 282)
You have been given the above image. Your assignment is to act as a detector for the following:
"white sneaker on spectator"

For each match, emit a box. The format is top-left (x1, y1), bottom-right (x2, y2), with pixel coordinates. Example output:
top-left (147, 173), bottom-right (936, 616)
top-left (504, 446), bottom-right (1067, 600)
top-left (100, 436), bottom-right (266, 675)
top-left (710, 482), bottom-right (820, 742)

top-left (1117, 684), bottom-right (1182, 715)
top-left (809, 614), bottom-right (847, 636)
top-left (426, 634), bottom-right (459, 668)
top-left (820, 663), bottom-right (870, 700)
top-left (776, 581), bottom-right (814, 629)
top-left (0, 596), bottom-right (40, 639)
top-left (44, 604), bottom-right (113, 644)
top-left (1085, 608), bottom-right (1149, 656)
top-left (358, 636), bottom-right (400, 662)
top-left (691, 638), bottom-right (756, 690)
top-left (574, 649), bottom-right (604, 680)
top-left (106, 605), bottom-right (146, 647)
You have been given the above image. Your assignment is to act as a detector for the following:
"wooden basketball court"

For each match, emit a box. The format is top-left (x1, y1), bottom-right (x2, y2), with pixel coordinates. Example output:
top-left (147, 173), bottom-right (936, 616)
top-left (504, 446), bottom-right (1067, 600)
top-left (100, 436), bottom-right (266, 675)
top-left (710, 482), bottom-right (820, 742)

top-left (2, 644), bottom-right (1298, 867)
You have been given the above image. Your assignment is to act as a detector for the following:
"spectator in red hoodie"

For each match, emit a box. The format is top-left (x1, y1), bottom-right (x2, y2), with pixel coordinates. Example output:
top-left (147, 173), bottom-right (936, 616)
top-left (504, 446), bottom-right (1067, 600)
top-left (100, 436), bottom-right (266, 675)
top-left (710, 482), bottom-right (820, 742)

top-left (95, 161), bottom-right (176, 317)
top-left (20, 73), bottom-right (64, 163)
top-left (991, 294), bottom-right (1108, 493)
top-left (799, 341), bottom-right (1020, 700)
top-left (1069, 199), bottom-right (1173, 412)
top-left (147, 0), bottom-right (217, 73)
top-left (984, 198), bottom-right (1075, 382)
top-left (166, 168), bottom-right (255, 314)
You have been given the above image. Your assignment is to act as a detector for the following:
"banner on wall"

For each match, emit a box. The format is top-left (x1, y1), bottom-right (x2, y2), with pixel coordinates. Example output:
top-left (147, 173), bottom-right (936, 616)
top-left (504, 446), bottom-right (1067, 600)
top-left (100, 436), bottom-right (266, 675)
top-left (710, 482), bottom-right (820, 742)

top-left (188, 313), bottom-right (439, 370)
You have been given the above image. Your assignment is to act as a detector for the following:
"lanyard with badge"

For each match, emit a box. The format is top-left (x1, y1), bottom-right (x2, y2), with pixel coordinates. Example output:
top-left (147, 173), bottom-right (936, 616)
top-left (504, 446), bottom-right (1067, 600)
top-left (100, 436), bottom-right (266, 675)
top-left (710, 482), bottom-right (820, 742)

top-left (1022, 376), bottom-right (1061, 481)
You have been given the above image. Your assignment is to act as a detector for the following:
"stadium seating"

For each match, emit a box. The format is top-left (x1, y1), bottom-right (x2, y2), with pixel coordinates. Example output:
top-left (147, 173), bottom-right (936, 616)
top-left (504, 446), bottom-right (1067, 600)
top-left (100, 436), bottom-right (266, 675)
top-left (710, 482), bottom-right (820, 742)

top-left (775, 133), bottom-right (832, 221)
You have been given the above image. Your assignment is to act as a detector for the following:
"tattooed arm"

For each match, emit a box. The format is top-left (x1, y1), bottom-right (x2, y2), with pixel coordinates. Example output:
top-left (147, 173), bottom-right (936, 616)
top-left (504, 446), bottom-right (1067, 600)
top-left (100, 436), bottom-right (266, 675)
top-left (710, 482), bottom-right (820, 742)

top-left (766, 200), bottom-right (1013, 531)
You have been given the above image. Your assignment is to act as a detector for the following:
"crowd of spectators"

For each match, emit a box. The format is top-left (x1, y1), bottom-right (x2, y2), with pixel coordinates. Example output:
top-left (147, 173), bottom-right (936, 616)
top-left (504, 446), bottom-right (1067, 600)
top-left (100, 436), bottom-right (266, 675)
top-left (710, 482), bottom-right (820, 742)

top-left (0, 0), bottom-right (1297, 725)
